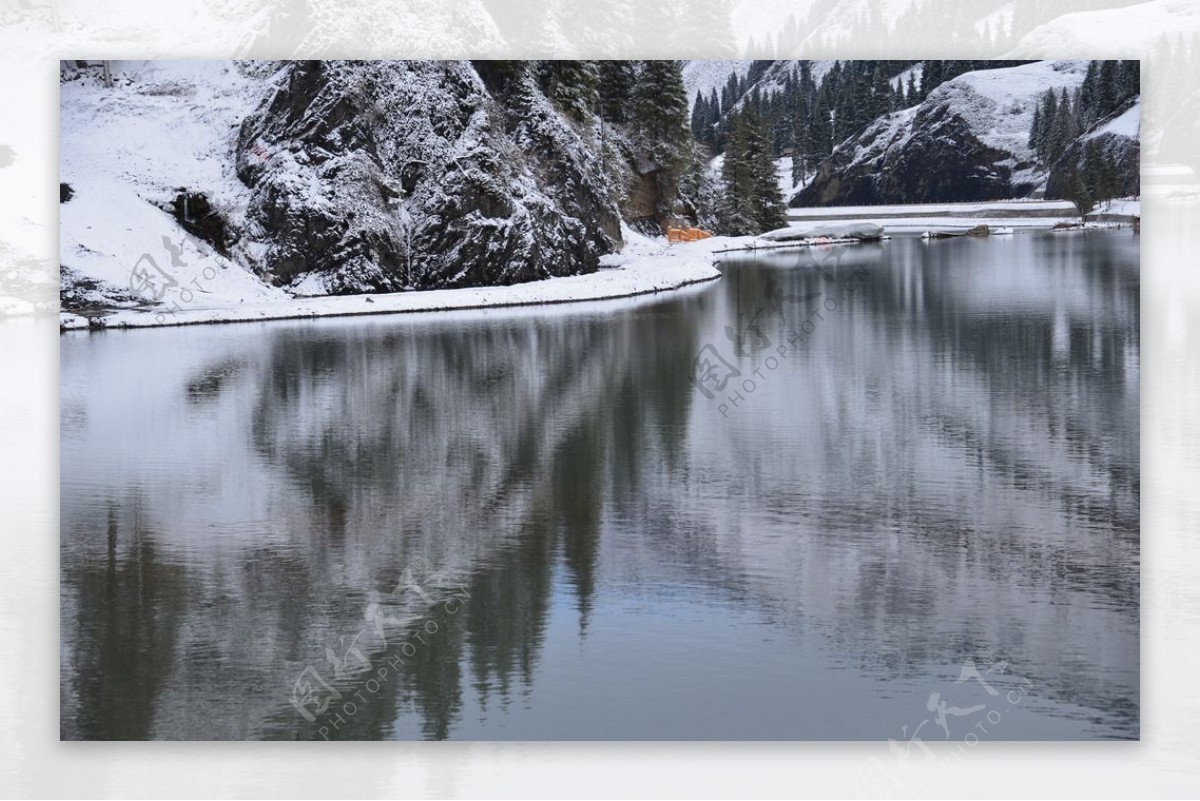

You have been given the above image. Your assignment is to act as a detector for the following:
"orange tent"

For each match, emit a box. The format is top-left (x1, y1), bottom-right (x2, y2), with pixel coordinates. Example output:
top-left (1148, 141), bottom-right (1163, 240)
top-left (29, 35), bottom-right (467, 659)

top-left (667, 227), bottom-right (714, 244)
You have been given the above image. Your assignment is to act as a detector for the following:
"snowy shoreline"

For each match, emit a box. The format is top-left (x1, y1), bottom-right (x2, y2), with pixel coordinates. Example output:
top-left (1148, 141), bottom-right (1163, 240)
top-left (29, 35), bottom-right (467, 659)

top-left (59, 244), bottom-right (723, 333)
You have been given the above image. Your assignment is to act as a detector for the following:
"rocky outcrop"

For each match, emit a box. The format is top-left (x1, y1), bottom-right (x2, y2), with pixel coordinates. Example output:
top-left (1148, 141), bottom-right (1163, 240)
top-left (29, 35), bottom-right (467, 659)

top-left (794, 61), bottom-right (1090, 207)
top-left (1046, 97), bottom-right (1141, 201)
top-left (794, 103), bottom-right (1023, 206)
top-left (234, 61), bottom-right (622, 294)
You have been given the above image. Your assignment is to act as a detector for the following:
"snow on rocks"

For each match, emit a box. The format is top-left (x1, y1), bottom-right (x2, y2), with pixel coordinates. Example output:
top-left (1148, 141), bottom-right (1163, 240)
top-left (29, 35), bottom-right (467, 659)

top-left (931, 60), bottom-right (1090, 163)
top-left (794, 61), bottom-right (1092, 206)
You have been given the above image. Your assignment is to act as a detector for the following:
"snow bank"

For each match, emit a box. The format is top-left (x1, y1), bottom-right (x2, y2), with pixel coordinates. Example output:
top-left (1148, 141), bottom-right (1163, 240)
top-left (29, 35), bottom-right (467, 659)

top-left (1086, 198), bottom-right (1141, 219)
top-left (61, 233), bottom-right (721, 331)
top-left (60, 177), bottom-right (287, 309)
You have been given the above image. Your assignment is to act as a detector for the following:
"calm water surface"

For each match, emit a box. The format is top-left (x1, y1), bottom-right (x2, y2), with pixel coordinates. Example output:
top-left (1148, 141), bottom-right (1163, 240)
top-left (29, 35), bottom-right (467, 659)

top-left (60, 231), bottom-right (1139, 740)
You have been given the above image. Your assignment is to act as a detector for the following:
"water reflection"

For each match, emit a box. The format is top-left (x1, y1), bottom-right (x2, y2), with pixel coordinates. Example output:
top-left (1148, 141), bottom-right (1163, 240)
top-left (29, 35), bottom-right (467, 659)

top-left (61, 231), bottom-right (1139, 740)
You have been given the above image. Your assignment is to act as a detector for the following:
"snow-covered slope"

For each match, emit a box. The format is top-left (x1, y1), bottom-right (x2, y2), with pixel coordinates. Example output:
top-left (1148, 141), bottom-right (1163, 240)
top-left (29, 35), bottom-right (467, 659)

top-left (740, 60), bottom-right (838, 102)
top-left (795, 61), bottom-right (1092, 206)
top-left (59, 60), bottom-right (652, 318)
top-left (59, 62), bottom-right (288, 313)
top-left (1086, 101), bottom-right (1140, 141)
top-left (682, 60), bottom-right (751, 107)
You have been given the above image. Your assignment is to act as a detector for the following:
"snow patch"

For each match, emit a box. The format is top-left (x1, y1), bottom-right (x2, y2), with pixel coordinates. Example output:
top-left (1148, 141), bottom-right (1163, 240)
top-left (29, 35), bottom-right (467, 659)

top-left (1087, 102), bottom-right (1140, 141)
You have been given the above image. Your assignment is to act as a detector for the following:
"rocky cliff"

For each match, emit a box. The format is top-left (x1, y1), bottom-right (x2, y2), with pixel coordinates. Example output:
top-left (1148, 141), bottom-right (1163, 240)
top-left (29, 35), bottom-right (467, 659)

top-left (233, 61), bottom-right (622, 294)
top-left (794, 61), bottom-right (1093, 207)
top-left (1045, 96), bottom-right (1141, 202)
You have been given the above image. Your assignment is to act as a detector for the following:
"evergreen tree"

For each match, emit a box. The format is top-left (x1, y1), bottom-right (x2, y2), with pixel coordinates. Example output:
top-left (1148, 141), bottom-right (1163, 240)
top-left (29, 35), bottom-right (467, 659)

top-left (746, 59), bottom-right (774, 87)
top-left (1066, 159), bottom-right (1094, 216)
top-left (871, 65), bottom-right (894, 118)
top-left (1096, 146), bottom-right (1121, 203)
top-left (598, 60), bottom-right (637, 124)
top-left (719, 113), bottom-right (757, 235)
top-left (633, 60), bottom-right (690, 151)
top-left (1097, 59), bottom-right (1119, 118)
top-left (923, 60), bottom-right (944, 97)
top-left (691, 90), bottom-right (706, 141)
top-left (1032, 88), bottom-right (1058, 161)
top-left (1119, 60), bottom-right (1140, 101)
top-left (1080, 138), bottom-right (1122, 208)
top-left (690, 90), bottom-right (723, 152)
top-left (1082, 139), bottom-right (1103, 201)
top-left (706, 88), bottom-right (722, 150)
top-left (1079, 60), bottom-right (1099, 129)
top-left (538, 61), bottom-right (600, 120)
top-left (720, 105), bottom-right (786, 235)
top-left (1046, 87), bottom-right (1077, 164)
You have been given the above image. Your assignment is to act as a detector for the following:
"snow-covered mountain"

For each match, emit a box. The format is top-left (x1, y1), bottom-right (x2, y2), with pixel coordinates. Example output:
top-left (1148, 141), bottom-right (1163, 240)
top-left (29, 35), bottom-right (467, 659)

top-left (794, 60), bottom-right (1137, 206)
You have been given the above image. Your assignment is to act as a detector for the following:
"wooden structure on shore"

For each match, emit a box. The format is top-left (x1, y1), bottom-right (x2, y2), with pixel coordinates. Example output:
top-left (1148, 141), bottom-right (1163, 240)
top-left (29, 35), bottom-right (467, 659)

top-left (667, 227), bottom-right (714, 244)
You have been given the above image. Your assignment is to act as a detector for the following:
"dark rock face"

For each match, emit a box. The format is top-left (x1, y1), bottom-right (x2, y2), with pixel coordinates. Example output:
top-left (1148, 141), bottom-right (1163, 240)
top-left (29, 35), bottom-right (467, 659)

top-left (1045, 98), bottom-right (1141, 201)
top-left (170, 191), bottom-right (232, 257)
top-left (234, 61), bottom-right (622, 294)
top-left (794, 101), bottom-right (1029, 207)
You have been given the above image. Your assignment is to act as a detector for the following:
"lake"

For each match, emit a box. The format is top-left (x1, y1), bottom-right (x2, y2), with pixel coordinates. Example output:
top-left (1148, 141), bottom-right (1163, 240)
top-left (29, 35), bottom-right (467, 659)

top-left (60, 231), bottom-right (1140, 740)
